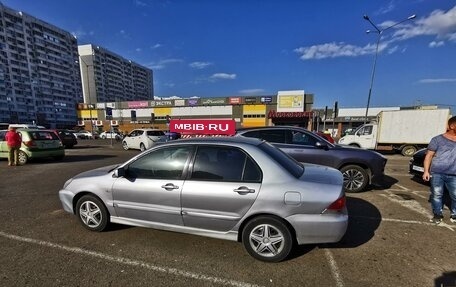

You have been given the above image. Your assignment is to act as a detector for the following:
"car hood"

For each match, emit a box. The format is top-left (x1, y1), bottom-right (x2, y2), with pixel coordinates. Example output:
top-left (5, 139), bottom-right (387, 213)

top-left (333, 144), bottom-right (386, 158)
top-left (300, 163), bottom-right (343, 186)
top-left (73, 164), bottom-right (119, 179)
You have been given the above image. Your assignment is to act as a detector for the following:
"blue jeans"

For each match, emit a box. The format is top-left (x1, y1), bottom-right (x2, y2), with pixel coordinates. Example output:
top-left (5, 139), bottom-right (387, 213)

top-left (430, 173), bottom-right (456, 217)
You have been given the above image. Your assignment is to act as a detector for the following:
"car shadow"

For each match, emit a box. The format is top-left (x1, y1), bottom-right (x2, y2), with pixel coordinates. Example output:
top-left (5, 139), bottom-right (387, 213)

top-left (434, 271), bottom-right (456, 287)
top-left (368, 174), bottom-right (398, 191)
top-left (289, 197), bottom-right (381, 260)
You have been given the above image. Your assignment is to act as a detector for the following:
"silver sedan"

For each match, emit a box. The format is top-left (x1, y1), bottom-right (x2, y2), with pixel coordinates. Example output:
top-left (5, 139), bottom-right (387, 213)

top-left (59, 137), bottom-right (348, 262)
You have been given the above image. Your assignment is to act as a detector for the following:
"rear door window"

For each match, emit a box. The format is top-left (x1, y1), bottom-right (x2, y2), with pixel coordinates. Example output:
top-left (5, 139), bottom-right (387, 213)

top-left (190, 146), bottom-right (262, 182)
top-left (147, 131), bottom-right (165, 136)
top-left (29, 131), bottom-right (59, 140)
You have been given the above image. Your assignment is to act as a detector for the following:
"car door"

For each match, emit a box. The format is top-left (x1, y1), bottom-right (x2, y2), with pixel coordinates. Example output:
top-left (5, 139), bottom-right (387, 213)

top-left (126, 130), bottom-right (140, 149)
top-left (111, 145), bottom-right (193, 225)
top-left (0, 130), bottom-right (7, 158)
top-left (181, 145), bottom-right (262, 232)
top-left (242, 129), bottom-right (335, 167)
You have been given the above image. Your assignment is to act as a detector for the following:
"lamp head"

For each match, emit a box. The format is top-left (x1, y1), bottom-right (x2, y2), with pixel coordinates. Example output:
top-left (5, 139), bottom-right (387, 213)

top-left (363, 15), bottom-right (369, 20)
top-left (408, 14), bottom-right (416, 20)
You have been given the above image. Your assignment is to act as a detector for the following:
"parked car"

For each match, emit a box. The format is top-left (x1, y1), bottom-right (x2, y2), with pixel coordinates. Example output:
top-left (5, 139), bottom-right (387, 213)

top-left (409, 148), bottom-right (426, 178)
top-left (165, 131), bottom-right (181, 140)
top-left (99, 131), bottom-right (122, 140)
top-left (122, 128), bottom-right (165, 151)
top-left (236, 126), bottom-right (387, 193)
top-left (74, 130), bottom-right (98, 139)
top-left (54, 129), bottom-right (78, 148)
top-left (58, 136), bottom-right (347, 262)
top-left (0, 129), bottom-right (65, 165)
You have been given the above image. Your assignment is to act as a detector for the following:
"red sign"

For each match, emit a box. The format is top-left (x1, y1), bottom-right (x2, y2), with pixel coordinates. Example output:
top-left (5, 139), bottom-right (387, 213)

top-left (170, 119), bottom-right (236, 135)
top-left (229, 97), bottom-right (241, 104)
top-left (268, 110), bottom-right (314, 118)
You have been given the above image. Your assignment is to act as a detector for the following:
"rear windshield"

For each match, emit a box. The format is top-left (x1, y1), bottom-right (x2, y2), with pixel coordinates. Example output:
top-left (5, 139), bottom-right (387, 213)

top-left (258, 141), bottom-right (304, 178)
top-left (147, 131), bottom-right (165, 136)
top-left (27, 131), bottom-right (60, 141)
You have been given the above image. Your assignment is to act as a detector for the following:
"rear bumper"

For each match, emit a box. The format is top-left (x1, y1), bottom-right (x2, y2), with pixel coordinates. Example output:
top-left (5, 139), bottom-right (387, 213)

top-left (25, 148), bottom-right (65, 159)
top-left (286, 213), bottom-right (348, 245)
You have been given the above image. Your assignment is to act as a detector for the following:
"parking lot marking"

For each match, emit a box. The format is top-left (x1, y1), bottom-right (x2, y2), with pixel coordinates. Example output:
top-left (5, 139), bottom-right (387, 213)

top-left (0, 231), bottom-right (263, 287)
top-left (380, 190), bottom-right (455, 232)
top-left (324, 249), bottom-right (344, 287)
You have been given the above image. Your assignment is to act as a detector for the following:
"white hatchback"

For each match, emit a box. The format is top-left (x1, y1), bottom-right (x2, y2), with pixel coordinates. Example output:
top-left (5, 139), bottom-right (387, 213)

top-left (122, 128), bottom-right (165, 151)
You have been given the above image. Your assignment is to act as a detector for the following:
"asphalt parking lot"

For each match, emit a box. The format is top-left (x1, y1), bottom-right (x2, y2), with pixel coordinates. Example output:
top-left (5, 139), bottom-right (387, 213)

top-left (0, 140), bottom-right (455, 287)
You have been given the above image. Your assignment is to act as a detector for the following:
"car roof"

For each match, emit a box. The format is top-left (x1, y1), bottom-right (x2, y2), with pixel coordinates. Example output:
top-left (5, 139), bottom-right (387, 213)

top-left (236, 126), bottom-right (309, 133)
top-left (166, 136), bottom-right (264, 146)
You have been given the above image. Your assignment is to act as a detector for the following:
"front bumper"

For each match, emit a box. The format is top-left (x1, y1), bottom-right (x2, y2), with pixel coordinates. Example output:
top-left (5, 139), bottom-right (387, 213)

top-left (59, 189), bottom-right (75, 214)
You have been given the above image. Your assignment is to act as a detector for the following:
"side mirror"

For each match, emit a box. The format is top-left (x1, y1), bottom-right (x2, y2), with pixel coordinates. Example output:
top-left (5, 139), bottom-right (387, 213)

top-left (315, 141), bottom-right (329, 150)
top-left (113, 167), bottom-right (126, 178)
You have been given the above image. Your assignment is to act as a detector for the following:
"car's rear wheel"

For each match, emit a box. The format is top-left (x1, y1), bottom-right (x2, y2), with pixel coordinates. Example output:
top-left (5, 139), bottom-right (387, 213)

top-left (54, 155), bottom-right (65, 161)
top-left (242, 216), bottom-right (293, 262)
top-left (76, 195), bottom-right (109, 232)
top-left (340, 165), bottom-right (368, 193)
top-left (140, 143), bottom-right (146, 152)
top-left (122, 141), bottom-right (129, 150)
top-left (18, 151), bottom-right (28, 165)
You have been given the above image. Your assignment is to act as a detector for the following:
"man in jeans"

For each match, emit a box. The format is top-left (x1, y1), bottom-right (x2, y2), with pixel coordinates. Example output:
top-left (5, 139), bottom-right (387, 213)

top-left (423, 116), bottom-right (456, 224)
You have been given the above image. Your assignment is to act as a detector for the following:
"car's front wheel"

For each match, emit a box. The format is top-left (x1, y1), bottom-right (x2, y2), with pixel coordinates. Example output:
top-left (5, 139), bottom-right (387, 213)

top-left (122, 141), bottom-right (129, 150)
top-left (75, 195), bottom-right (109, 232)
top-left (340, 165), bottom-right (368, 193)
top-left (242, 216), bottom-right (293, 262)
top-left (140, 143), bottom-right (146, 152)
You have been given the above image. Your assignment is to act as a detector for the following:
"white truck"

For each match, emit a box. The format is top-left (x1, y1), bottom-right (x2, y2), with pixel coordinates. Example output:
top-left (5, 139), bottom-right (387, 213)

top-left (338, 109), bottom-right (451, 156)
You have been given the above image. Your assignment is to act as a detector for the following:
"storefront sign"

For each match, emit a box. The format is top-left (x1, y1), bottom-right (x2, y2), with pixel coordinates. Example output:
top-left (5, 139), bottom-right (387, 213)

top-left (170, 119), bottom-right (236, 135)
top-left (260, 96), bottom-right (272, 103)
top-left (128, 101), bottom-right (148, 108)
top-left (245, 97), bottom-right (257, 103)
top-left (201, 98), bottom-right (226, 105)
top-left (188, 99), bottom-right (199, 106)
top-left (268, 110), bottom-right (313, 118)
top-left (154, 100), bottom-right (173, 107)
top-left (174, 99), bottom-right (185, 106)
top-left (229, 97), bottom-right (241, 104)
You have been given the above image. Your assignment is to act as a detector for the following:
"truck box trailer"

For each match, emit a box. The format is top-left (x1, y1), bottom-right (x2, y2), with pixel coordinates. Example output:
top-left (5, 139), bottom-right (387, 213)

top-left (338, 109), bottom-right (451, 156)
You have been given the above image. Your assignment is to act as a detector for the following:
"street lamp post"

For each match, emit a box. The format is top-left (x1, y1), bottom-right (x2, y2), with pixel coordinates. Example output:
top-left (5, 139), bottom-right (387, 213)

top-left (363, 14), bottom-right (416, 124)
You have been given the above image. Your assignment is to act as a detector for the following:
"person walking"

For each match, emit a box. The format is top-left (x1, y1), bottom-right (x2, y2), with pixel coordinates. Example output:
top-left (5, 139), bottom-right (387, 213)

top-left (422, 116), bottom-right (456, 224)
top-left (5, 126), bottom-right (22, 166)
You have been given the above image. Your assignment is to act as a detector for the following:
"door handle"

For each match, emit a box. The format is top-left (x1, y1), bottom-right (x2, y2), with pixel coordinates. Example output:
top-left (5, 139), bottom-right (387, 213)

top-left (233, 186), bottom-right (255, 194)
top-left (161, 183), bottom-right (179, 190)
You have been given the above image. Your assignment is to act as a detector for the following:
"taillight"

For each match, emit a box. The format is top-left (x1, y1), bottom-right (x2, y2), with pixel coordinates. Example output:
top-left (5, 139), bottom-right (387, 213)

top-left (326, 195), bottom-right (346, 212)
top-left (23, 140), bottom-right (37, 147)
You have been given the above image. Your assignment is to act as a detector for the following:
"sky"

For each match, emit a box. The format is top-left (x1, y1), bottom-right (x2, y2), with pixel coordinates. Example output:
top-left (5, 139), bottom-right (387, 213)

top-left (2, 0), bottom-right (456, 112)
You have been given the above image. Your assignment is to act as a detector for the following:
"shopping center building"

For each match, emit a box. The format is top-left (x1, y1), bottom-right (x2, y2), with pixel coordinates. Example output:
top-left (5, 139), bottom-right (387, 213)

top-left (76, 90), bottom-right (318, 134)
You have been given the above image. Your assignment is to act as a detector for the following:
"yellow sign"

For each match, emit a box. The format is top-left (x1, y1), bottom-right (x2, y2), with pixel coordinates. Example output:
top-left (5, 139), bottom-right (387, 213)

top-left (279, 95), bottom-right (303, 108)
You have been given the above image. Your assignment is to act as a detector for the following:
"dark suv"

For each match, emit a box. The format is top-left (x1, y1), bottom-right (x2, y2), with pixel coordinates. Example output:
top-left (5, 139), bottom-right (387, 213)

top-left (236, 126), bottom-right (387, 192)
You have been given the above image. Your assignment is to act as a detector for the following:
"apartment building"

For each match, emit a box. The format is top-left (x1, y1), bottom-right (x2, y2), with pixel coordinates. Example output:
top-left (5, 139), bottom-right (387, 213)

top-left (0, 3), bottom-right (82, 127)
top-left (78, 44), bottom-right (153, 109)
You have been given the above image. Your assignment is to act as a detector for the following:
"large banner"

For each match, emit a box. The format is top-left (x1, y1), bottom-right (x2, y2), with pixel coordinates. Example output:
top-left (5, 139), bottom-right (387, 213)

top-left (169, 119), bottom-right (236, 135)
top-left (277, 90), bottom-right (305, 113)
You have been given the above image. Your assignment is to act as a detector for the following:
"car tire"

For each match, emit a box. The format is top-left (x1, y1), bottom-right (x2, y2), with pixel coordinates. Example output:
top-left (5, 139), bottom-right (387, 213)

top-left (340, 165), bottom-right (368, 193)
top-left (401, 145), bottom-right (417, 157)
top-left (101, 135), bottom-right (106, 139)
top-left (18, 150), bottom-right (28, 165)
top-left (75, 195), bottom-right (109, 232)
top-left (140, 143), bottom-right (146, 152)
top-left (242, 216), bottom-right (293, 262)
top-left (122, 141), bottom-right (129, 150)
